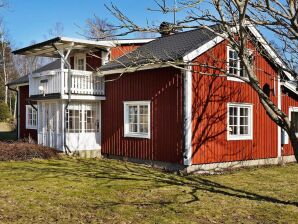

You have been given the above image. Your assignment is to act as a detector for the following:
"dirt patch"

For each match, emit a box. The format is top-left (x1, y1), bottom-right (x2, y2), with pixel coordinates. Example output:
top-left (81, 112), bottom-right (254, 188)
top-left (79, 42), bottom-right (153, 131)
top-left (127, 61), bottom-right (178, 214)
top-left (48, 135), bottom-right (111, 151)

top-left (0, 141), bottom-right (60, 161)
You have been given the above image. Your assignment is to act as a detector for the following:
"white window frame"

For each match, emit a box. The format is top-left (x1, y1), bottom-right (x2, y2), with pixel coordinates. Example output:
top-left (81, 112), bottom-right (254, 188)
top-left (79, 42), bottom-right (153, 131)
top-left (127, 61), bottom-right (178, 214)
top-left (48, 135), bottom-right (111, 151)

top-left (289, 107), bottom-right (298, 137)
top-left (66, 103), bottom-right (99, 133)
top-left (227, 103), bottom-right (253, 141)
top-left (227, 46), bottom-right (252, 82)
top-left (26, 105), bottom-right (37, 130)
top-left (124, 101), bottom-right (151, 139)
top-left (74, 54), bottom-right (86, 71)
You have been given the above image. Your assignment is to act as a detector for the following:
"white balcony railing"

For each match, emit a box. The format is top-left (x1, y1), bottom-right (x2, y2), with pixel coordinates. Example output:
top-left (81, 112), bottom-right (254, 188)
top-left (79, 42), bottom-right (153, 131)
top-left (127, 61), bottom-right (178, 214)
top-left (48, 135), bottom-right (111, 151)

top-left (29, 69), bottom-right (105, 96)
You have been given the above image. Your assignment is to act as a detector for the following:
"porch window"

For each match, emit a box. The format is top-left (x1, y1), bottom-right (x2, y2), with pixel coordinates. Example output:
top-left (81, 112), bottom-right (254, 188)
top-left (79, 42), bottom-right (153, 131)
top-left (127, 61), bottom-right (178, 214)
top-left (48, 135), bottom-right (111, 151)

top-left (66, 103), bottom-right (99, 133)
top-left (227, 103), bottom-right (253, 140)
top-left (85, 107), bottom-right (96, 133)
top-left (124, 101), bottom-right (150, 138)
top-left (66, 109), bottom-right (82, 133)
top-left (26, 105), bottom-right (37, 129)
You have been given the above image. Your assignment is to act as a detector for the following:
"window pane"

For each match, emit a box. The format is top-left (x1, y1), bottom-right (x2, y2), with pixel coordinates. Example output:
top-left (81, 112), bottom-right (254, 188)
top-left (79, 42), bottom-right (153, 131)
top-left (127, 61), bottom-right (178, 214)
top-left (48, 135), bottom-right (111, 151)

top-left (291, 111), bottom-right (298, 133)
top-left (240, 126), bottom-right (248, 134)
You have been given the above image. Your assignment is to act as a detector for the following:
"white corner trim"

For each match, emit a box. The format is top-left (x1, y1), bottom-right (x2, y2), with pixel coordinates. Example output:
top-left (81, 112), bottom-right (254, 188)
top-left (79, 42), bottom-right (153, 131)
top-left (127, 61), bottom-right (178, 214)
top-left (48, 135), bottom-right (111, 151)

top-left (123, 101), bottom-right (151, 139)
top-left (277, 76), bottom-right (282, 157)
top-left (183, 66), bottom-right (193, 166)
top-left (183, 36), bottom-right (224, 62)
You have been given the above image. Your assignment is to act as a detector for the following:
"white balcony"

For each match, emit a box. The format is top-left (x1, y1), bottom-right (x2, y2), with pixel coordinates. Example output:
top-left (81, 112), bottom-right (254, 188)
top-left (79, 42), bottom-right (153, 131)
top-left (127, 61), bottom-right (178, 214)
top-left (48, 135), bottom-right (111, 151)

top-left (29, 69), bottom-right (105, 97)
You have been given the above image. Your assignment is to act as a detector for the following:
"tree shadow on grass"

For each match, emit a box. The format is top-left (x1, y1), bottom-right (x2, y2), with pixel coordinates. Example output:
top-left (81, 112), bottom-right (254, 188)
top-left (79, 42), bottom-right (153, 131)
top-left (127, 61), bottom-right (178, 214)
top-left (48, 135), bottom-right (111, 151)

top-left (3, 158), bottom-right (297, 208)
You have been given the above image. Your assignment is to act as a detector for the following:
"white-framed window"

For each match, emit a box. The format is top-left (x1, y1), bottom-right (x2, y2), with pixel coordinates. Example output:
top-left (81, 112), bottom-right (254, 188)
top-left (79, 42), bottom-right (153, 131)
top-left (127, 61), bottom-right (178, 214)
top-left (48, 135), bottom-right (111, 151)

top-left (227, 46), bottom-right (253, 82)
top-left (124, 101), bottom-right (150, 139)
top-left (75, 54), bottom-right (86, 71)
top-left (227, 103), bottom-right (253, 140)
top-left (66, 103), bottom-right (99, 133)
top-left (26, 105), bottom-right (37, 130)
top-left (289, 107), bottom-right (298, 137)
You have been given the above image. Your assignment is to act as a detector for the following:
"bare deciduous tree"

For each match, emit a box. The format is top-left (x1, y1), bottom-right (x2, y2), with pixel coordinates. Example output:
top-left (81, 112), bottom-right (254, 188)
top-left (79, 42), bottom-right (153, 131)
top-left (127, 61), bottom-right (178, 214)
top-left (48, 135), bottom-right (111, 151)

top-left (104, 0), bottom-right (298, 162)
top-left (82, 16), bottom-right (116, 40)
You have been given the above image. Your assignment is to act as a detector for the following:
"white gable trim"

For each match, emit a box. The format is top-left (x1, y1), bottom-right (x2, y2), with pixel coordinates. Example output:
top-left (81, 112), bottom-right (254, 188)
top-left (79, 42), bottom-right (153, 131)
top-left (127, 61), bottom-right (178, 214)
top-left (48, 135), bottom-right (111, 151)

top-left (246, 24), bottom-right (294, 81)
top-left (183, 36), bottom-right (224, 62)
top-left (182, 25), bottom-right (294, 82)
top-left (283, 82), bottom-right (297, 94)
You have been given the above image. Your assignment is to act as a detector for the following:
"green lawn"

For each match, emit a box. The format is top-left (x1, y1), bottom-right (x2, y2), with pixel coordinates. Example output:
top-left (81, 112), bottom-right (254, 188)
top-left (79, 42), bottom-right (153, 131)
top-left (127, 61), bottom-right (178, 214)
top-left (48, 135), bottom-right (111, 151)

top-left (0, 158), bottom-right (297, 224)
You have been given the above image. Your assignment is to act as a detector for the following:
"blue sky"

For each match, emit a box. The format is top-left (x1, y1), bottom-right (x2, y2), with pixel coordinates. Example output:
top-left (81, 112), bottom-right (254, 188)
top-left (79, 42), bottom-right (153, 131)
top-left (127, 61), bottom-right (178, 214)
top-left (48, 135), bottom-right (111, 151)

top-left (0, 0), bottom-right (181, 49)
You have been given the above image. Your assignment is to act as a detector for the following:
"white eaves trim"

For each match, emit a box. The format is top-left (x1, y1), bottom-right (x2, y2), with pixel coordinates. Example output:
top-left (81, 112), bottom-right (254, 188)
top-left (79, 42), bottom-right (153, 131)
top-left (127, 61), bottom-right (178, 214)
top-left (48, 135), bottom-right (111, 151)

top-left (98, 63), bottom-right (169, 76)
top-left (59, 37), bottom-right (115, 48)
top-left (283, 82), bottom-right (297, 94)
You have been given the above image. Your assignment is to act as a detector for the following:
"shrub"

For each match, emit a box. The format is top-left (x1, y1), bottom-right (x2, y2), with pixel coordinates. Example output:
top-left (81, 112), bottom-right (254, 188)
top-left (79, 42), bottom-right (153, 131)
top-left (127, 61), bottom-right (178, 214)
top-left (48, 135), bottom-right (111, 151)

top-left (0, 101), bottom-right (11, 122)
top-left (0, 141), bottom-right (60, 161)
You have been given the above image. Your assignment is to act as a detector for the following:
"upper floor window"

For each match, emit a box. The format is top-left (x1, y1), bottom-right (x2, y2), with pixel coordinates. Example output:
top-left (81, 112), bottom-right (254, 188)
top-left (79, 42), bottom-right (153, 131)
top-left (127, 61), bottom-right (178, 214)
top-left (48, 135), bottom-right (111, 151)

top-left (227, 46), bottom-right (253, 81)
top-left (227, 103), bottom-right (253, 140)
top-left (75, 54), bottom-right (86, 71)
top-left (124, 101), bottom-right (150, 139)
top-left (26, 105), bottom-right (37, 130)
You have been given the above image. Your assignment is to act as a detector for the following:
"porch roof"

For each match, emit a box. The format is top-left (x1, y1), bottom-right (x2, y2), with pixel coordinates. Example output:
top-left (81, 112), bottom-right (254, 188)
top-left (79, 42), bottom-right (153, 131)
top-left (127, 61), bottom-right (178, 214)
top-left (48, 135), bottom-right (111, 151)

top-left (12, 37), bottom-right (115, 58)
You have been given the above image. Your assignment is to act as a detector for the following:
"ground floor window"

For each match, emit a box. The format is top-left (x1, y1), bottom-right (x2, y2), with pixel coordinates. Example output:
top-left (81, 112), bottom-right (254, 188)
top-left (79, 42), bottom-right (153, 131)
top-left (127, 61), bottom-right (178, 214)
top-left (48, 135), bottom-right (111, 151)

top-left (227, 103), bottom-right (253, 140)
top-left (66, 103), bottom-right (99, 133)
top-left (289, 107), bottom-right (298, 136)
top-left (26, 105), bottom-right (37, 129)
top-left (124, 101), bottom-right (150, 138)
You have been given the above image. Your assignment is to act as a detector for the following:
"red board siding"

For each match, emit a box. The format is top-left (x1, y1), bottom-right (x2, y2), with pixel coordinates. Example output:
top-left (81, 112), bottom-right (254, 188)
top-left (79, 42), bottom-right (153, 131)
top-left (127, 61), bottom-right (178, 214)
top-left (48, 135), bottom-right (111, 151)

top-left (86, 51), bottom-right (102, 71)
top-left (110, 45), bottom-right (141, 60)
top-left (19, 85), bottom-right (37, 141)
top-left (102, 67), bottom-right (183, 164)
top-left (191, 41), bottom-right (278, 164)
top-left (281, 90), bottom-right (298, 156)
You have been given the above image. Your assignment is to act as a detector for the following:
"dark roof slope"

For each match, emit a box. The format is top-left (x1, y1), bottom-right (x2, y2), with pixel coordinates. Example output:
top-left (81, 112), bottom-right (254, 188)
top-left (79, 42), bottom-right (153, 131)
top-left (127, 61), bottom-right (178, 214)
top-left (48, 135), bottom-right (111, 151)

top-left (33, 59), bottom-right (61, 74)
top-left (100, 28), bottom-right (216, 71)
top-left (7, 74), bottom-right (29, 86)
top-left (7, 59), bottom-right (61, 86)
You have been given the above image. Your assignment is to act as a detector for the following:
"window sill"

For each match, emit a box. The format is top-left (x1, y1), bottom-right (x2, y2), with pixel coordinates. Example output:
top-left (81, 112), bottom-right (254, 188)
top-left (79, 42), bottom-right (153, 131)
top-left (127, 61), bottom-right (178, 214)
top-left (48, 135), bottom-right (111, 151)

top-left (227, 135), bottom-right (253, 141)
top-left (26, 126), bottom-right (37, 130)
top-left (124, 133), bottom-right (150, 139)
top-left (227, 76), bottom-right (248, 82)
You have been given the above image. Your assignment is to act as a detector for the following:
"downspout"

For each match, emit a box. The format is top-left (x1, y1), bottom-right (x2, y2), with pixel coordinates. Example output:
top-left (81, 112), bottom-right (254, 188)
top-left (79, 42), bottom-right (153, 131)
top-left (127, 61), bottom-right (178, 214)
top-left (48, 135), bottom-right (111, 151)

top-left (52, 44), bottom-right (72, 154)
top-left (183, 65), bottom-right (193, 166)
top-left (7, 85), bottom-right (18, 139)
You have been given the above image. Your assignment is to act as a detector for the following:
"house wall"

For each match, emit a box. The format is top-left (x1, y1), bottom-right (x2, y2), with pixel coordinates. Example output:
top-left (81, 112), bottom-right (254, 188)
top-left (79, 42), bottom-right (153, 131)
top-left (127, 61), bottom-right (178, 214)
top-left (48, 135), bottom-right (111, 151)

top-left (19, 85), bottom-right (37, 141)
top-left (281, 89), bottom-right (298, 156)
top-left (110, 45), bottom-right (141, 60)
top-left (101, 67), bottom-right (184, 164)
top-left (191, 40), bottom-right (279, 164)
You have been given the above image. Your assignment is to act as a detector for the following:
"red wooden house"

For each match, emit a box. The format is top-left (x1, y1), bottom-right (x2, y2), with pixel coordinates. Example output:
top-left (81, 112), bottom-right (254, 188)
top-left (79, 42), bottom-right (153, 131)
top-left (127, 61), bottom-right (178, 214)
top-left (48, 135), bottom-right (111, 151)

top-left (8, 26), bottom-right (297, 171)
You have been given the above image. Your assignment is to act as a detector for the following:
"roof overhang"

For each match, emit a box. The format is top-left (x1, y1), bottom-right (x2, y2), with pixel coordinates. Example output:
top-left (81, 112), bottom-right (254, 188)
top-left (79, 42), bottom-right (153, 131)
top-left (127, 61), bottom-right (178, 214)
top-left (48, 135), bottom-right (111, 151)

top-left (98, 63), bottom-right (169, 76)
top-left (12, 37), bottom-right (115, 58)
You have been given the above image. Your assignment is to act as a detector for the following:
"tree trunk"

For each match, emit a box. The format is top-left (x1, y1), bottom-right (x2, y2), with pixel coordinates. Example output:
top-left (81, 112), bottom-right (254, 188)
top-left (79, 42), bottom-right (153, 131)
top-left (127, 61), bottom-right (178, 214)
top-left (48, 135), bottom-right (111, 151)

top-left (286, 123), bottom-right (298, 162)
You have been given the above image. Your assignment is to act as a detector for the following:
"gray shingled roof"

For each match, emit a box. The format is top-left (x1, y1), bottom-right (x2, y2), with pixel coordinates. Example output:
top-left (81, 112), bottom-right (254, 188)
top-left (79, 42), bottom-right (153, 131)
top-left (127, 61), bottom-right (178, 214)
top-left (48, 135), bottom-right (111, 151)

top-left (100, 28), bottom-right (217, 71)
top-left (7, 59), bottom-right (61, 86)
